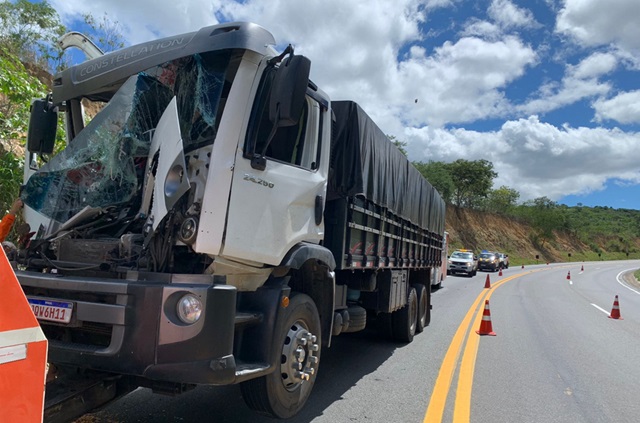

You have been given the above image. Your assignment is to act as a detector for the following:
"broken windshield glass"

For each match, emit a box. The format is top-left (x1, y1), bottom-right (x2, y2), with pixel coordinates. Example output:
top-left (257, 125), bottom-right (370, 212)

top-left (22, 51), bottom-right (233, 223)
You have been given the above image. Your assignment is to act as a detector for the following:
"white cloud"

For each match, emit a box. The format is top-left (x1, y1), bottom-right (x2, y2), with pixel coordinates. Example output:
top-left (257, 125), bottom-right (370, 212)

top-left (569, 52), bottom-right (617, 79)
top-left (397, 35), bottom-right (536, 126)
top-left (556, 0), bottom-right (640, 54)
top-left (519, 77), bottom-right (610, 116)
top-left (593, 91), bottom-right (640, 124)
top-left (488, 0), bottom-right (538, 30)
top-left (461, 20), bottom-right (502, 40)
top-left (517, 51), bottom-right (616, 117)
top-left (406, 116), bottom-right (640, 201)
top-left (51, 0), bottom-right (222, 44)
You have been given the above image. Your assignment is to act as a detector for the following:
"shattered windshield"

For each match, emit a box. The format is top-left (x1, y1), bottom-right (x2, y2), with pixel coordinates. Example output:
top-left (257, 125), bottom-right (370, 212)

top-left (23, 51), bottom-right (232, 223)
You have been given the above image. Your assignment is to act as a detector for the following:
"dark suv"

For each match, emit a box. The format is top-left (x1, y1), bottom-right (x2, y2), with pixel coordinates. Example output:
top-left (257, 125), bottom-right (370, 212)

top-left (478, 251), bottom-right (501, 272)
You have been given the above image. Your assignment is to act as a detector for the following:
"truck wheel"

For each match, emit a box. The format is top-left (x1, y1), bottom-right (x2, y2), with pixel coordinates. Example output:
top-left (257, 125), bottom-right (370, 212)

top-left (414, 284), bottom-right (428, 333)
top-left (392, 287), bottom-right (417, 343)
top-left (343, 306), bottom-right (367, 333)
top-left (240, 293), bottom-right (321, 419)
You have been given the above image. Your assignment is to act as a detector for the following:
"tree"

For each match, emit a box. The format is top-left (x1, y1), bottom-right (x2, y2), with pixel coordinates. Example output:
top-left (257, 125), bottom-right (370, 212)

top-left (387, 134), bottom-right (407, 156)
top-left (517, 196), bottom-right (568, 247)
top-left (0, 0), bottom-right (65, 70)
top-left (484, 185), bottom-right (519, 214)
top-left (0, 46), bottom-right (48, 217)
top-left (82, 12), bottom-right (125, 53)
top-left (413, 160), bottom-right (455, 203)
top-left (0, 46), bottom-right (47, 141)
top-left (447, 159), bottom-right (497, 208)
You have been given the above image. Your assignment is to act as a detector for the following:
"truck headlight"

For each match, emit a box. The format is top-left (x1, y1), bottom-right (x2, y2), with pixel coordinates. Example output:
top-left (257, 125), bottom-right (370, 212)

top-left (176, 294), bottom-right (203, 324)
top-left (165, 164), bottom-right (184, 197)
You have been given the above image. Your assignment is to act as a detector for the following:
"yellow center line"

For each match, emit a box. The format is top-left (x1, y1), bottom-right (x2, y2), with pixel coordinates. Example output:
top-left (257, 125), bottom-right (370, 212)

top-left (424, 270), bottom-right (544, 423)
top-left (452, 275), bottom-right (517, 422)
top-left (423, 289), bottom-right (489, 423)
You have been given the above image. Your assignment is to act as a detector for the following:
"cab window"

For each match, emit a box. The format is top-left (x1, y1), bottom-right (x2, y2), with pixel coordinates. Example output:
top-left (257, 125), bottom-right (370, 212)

top-left (245, 66), bottom-right (320, 170)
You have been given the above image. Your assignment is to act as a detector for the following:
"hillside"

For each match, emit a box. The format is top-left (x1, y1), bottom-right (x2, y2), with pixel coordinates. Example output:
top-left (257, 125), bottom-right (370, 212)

top-left (445, 204), bottom-right (640, 265)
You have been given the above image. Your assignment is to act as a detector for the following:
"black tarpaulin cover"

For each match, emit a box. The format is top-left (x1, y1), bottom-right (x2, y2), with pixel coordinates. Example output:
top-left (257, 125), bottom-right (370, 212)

top-left (328, 101), bottom-right (445, 233)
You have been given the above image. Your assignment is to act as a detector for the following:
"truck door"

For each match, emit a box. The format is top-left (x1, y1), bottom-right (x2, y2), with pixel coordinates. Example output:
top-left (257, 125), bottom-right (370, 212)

top-left (222, 68), bottom-right (328, 266)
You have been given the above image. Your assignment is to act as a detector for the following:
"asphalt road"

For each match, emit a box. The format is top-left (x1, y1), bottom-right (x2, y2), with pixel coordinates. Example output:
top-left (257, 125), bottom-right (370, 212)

top-left (75, 260), bottom-right (640, 423)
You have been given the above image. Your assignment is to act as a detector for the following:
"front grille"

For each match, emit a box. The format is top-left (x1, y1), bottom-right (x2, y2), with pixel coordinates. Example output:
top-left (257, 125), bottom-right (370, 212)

top-left (22, 286), bottom-right (117, 305)
top-left (41, 321), bottom-right (113, 348)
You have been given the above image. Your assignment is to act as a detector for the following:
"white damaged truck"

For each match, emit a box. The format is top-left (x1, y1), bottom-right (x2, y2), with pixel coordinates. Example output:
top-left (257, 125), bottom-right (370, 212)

top-left (16, 22), bottom-right (445, 420)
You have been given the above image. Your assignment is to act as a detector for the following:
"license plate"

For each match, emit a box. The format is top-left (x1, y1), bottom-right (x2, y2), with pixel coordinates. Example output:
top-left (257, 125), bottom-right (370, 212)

top-left (28, 298), bottom-right (73, 324)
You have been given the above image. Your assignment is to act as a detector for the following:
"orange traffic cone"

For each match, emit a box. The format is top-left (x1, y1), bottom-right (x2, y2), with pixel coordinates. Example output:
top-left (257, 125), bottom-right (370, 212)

top-left (498, 268), bottom-right (503, 276)
top-left (484, 274), bottom-right (491, 289)
top-left (566, 271), bottom-right (571, 280)
top-left (0, 248), bottom-right (48, 421)
top-left (521, 264), bottom-right (524, 269)
top-left (476, 300), bottom-right (496, 336)
top-left (608, 295), bottom-right (623, 320)
top-left (581, 265), bottom-right (584, 272)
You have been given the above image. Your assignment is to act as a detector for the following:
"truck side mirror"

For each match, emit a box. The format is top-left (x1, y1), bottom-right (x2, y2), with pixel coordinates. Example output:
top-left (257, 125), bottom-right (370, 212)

top-left (269, 55), bottom-right (310, 127)
top-left (27, 98), bottom-right (57, 155)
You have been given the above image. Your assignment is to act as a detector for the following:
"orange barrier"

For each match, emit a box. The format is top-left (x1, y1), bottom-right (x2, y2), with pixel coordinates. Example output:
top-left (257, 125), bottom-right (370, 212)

top-left (476, 300), bottom-right (496, 336)
top-left (0, 248), bottom-right (48, 422)
top-left (484, 274), bottom-right (491, 289)
top-left (608, 295), bottom-right (623, 320)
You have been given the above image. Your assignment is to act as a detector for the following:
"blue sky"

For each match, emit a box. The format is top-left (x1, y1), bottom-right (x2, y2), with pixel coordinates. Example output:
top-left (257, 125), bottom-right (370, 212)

top-left (49, 0), bottom-right (640, 210)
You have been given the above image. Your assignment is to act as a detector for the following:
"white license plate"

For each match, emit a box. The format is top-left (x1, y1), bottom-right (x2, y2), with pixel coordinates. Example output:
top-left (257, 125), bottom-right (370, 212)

top-left (28, 298), bottom-right (73, 324)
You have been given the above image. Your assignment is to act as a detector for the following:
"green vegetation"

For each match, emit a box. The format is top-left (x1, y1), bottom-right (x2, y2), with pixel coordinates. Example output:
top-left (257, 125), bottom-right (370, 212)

top-left (412, 158), bottom-right (640, 260)
top-left (0, 1), bottom-right (124, 220)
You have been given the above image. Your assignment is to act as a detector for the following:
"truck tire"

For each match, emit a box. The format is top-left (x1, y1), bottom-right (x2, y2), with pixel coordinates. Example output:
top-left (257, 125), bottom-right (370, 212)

top-left (343, 306), bottom-right (367, 333)
top-left (240, 293), bottom-right (321, 419)
top-left (414, 284), bottom-right (428, 333)
top-left (392, 287), bottom-right (417, 343)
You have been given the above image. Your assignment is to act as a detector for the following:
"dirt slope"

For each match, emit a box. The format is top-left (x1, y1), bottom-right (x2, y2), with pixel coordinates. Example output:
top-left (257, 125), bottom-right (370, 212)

top-left (445, 204), bottom-right (593, 263)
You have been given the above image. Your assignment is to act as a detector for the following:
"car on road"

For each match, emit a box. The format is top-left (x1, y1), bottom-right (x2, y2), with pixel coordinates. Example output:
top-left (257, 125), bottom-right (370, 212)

top-left (497, 252), bottom-right (509, 269)
top-left (478, 251), bottom-right (501, 272)
top-left (447, 249), bottom-right (478, 277)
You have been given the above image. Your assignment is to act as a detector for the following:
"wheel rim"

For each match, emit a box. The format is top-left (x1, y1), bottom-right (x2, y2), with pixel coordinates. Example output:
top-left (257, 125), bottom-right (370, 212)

top-left (279, 320), bottom-right (320, 391)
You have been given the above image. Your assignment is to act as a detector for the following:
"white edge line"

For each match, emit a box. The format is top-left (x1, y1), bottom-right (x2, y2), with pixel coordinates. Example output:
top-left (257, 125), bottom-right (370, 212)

top-left (591, 303), bottom-right (609, 315)
top-left (616, 269), bottom-right (640, 295)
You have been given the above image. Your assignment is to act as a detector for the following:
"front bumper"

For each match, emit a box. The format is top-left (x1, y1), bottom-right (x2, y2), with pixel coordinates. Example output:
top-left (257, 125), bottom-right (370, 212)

top-left (478, 262), bottom-right (499, 270)
top-left (447, 262), bottom-right (474, 274)
top-left (17, 270), bottom-right (243, 385)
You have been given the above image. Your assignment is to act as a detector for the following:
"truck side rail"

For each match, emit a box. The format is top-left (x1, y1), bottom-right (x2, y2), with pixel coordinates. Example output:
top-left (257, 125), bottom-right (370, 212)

top-left (324, 197), bottom-right (443, 271)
